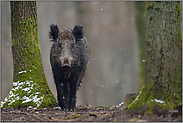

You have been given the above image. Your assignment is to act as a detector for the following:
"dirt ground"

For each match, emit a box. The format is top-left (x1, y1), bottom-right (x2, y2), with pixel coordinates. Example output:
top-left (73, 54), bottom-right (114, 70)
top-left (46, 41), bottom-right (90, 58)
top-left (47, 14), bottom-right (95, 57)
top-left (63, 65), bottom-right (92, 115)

top-left (1, 104), bottom-right (182, 122)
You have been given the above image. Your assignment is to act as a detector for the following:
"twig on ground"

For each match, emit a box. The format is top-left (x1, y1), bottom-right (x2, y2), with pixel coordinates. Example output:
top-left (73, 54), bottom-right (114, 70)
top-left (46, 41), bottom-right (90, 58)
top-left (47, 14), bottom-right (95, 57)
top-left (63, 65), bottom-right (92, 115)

top-left (29, 94), bottom-right (44, 113)
top-left (36, 94), bottom-right (44, 109)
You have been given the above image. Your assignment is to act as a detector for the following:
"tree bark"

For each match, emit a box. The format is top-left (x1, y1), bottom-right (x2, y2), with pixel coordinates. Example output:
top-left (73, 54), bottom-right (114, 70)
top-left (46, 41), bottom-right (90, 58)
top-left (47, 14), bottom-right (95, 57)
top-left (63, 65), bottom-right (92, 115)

top-left (1, 1), bottom-right (58, 109)
top-left (128, 1), bottom-right (182, 115)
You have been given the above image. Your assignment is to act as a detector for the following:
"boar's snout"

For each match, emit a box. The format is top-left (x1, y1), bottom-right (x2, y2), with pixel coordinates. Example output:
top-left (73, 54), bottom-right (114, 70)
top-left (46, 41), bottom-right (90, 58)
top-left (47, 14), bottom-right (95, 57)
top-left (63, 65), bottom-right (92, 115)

top-left (60, 57), bottom-right (72, 78)
top-left (62, 57), bottom-right (71, 68)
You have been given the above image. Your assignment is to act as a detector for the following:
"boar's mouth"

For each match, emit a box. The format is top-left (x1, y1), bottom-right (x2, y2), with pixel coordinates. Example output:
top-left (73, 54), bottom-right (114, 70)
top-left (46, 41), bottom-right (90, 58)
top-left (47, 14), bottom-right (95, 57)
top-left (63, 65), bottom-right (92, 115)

top-left (62, 65), bottom-right (71, 78)
top-left (61, 57), bottom-right (72, 78)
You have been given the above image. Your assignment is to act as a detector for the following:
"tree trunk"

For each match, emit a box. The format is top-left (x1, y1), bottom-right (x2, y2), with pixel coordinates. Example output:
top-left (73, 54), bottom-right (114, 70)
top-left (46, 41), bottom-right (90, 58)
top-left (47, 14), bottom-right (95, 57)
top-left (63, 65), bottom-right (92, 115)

top-left (128, 1), bottom-right (182, 115)
top-left (1, 1), bottom-right (58, 109)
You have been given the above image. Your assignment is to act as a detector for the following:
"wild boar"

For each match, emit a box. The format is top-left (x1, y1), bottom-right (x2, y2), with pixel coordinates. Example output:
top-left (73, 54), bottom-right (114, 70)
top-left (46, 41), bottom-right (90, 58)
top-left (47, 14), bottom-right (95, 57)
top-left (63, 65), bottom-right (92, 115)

top-left (49, 24), bottom-right (90, 110)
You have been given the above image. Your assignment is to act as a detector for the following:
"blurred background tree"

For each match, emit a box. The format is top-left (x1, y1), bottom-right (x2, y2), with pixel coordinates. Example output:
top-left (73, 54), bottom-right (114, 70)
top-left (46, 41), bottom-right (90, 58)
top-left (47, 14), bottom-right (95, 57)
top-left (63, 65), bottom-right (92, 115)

top-left (2, 2), bottom-right (147, 106)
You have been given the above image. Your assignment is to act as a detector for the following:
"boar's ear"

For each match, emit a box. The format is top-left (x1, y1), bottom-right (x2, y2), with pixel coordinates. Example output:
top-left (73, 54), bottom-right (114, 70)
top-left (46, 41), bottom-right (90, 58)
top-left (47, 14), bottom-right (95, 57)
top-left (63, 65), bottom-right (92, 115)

top-left (49, 24), bottom-right (59, 42)
top-left (72, 25), bottom-right (84, 41)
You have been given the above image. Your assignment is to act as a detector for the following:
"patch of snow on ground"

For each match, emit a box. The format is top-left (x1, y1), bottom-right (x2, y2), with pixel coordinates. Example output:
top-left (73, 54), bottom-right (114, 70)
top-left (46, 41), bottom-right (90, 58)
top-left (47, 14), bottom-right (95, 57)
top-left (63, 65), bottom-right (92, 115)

top-left (27, 106), bottom-right (36, 110)
top-left (116, 102), bottom-right (124, 107)
top-left (53, 106), bottom-right (62, 110)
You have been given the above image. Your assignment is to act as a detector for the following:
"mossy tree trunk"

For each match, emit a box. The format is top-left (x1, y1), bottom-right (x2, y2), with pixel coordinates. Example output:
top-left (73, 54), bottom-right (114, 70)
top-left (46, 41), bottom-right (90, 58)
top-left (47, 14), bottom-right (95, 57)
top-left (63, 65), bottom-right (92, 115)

top-left (134, 2), bottom-right (147, 88)
top-left (128, 1), bottom-right (182, 115)
top-left (1, 1), bottom-right (58, 109)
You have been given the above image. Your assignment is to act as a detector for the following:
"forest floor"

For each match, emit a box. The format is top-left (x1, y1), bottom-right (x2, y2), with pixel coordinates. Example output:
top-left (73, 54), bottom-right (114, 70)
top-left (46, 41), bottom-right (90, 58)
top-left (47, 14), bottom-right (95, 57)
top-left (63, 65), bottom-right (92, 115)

top-left (1, 104), bottom-right (182, 122)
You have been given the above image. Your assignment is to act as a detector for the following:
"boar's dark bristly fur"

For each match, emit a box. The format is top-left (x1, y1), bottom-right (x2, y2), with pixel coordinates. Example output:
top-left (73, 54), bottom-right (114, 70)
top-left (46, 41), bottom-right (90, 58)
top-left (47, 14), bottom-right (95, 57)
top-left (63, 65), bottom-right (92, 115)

top-left (49, 24), bottom-right (90, 110)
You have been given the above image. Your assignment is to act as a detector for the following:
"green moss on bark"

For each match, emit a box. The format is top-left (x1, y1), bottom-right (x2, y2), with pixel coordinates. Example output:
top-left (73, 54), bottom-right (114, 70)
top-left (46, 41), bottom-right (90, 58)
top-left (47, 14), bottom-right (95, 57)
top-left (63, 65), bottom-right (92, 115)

top-left (124, 93), bottom-right (139, 106)
top-left (128, 87), bottom-right (174, 115)
top-left (1, 2), bottom-right (58, 109)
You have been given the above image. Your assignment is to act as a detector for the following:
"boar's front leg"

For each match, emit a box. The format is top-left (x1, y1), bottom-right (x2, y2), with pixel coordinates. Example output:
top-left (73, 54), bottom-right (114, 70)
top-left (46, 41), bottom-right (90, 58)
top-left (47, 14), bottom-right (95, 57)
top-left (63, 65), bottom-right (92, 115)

top-left (54, 75), bottom-right (65, 110)
top-left (69, 79), bottom-right (77, 110)
top-left (63, 80), bottom-right (70, 110)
